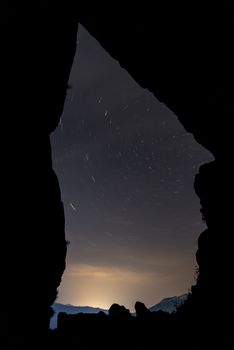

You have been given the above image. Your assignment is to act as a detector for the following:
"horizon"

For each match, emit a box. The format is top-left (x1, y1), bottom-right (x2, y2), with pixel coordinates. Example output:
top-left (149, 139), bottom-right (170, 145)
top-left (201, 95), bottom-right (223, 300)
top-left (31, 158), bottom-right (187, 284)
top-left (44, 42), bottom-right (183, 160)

top-left (54, 292), bottom-right (187, 314)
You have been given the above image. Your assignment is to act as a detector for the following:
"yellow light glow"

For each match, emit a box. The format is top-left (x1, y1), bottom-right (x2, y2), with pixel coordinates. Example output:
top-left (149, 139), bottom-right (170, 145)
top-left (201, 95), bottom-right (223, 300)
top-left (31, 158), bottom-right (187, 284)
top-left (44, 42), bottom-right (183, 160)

top-left (57, 260), bottom-right (192, 311)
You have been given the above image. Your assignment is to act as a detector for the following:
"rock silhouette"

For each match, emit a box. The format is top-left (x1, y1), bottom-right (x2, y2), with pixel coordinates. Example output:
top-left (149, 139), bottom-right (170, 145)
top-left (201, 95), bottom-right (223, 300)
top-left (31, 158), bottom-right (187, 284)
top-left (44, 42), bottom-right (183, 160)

top-left (1, 4), bottom-right (78, 345)
top-left (1, 3), bottom-right (233, 347)
top-left (135, 301), bottom-right (151, 319)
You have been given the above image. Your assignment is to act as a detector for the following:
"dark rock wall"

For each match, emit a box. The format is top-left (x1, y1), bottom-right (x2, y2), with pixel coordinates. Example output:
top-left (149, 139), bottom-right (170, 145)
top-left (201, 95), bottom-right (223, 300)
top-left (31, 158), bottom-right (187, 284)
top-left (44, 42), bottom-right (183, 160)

top-left (1, 3), bottom-right (78, 340)
top-left (1, 2), bottom-right (233, 342)
top-left (79, 3), bottom-right (233, 158)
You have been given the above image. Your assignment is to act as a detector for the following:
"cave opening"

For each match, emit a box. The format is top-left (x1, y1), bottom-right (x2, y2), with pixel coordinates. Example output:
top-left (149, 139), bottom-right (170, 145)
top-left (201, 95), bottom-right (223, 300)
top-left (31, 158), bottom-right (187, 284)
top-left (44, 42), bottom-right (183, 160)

top-left (51, 26), bottom-right (213, 311)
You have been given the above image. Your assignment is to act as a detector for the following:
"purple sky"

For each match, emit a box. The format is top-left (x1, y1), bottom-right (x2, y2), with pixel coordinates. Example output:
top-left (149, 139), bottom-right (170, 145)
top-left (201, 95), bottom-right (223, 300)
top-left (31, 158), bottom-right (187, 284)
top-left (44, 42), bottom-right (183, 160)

top-left (51, 26), bottom-right (213, 310)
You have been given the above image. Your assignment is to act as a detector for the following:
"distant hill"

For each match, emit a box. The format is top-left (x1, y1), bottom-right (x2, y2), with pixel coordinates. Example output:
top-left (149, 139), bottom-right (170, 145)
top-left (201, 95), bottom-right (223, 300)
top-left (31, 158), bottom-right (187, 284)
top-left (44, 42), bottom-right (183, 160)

top-left (50, 303), bottom-right (108, 329)
top-left (149, 294), bottom-right (187, 313)
top-left (51, 294), bottom-right (187, 328)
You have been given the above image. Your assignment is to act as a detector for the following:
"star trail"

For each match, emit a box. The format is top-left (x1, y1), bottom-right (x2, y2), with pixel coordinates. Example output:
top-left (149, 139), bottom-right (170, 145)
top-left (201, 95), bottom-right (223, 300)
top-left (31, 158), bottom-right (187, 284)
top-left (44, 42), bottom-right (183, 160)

top-left (51, 26), bottom-right (213, 310)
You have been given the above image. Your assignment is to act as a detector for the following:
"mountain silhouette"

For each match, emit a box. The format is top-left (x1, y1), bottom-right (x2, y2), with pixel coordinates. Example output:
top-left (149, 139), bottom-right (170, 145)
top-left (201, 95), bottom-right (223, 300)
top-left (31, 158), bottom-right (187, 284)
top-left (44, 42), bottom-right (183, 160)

top-left (50, 303), bottom-right (108, 328)
top-left (149, 294), bottom-right (187, 313)
top-left (51, 294), bottom-right (187, 328)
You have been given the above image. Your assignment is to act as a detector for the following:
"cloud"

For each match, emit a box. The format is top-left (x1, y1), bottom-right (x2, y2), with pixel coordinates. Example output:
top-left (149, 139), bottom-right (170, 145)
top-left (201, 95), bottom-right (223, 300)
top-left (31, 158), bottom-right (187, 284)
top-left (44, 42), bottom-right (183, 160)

top-left (66, 263), bottom-right (158, 281)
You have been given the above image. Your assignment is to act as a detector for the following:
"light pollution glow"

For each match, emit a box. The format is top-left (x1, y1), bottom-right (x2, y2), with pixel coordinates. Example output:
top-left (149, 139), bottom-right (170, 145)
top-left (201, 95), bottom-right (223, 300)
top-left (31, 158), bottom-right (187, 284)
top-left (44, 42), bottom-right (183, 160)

top-left (57, 255), bottom-right (195, 311)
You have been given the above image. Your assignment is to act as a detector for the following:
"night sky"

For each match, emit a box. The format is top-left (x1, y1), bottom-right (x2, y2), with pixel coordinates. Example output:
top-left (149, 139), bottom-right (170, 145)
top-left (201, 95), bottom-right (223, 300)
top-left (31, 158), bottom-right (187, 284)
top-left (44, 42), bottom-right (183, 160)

top-left (51, 26), bottom-right (213, 311)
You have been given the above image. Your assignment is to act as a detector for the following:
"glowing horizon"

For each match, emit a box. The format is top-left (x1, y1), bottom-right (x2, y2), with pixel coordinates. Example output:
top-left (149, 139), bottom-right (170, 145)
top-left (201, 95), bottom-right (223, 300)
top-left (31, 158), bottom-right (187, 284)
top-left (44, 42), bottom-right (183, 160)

top-left (57, 260), bottom-right (193, 311)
